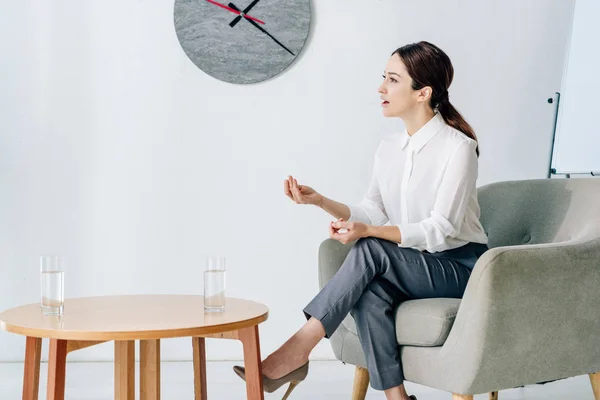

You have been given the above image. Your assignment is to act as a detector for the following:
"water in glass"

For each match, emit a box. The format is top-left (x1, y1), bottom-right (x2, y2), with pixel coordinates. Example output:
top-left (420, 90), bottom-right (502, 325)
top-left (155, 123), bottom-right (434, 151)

top-left (41, 270), bottom-right (64, 315)
top-left (204, 270), bottom-right (225, 312)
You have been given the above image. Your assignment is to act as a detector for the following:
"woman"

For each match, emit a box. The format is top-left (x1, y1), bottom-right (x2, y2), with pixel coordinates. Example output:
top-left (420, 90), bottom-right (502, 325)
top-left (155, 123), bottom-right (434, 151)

top-left (234, 41), bottom-right (489, 400)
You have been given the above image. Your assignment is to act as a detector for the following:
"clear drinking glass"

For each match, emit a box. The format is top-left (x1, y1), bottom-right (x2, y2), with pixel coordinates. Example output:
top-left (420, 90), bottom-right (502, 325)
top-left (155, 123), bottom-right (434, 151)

top-left (40, 255), bottom-right (65, 316)
top-left (204, 256), bottom-right (226, 313)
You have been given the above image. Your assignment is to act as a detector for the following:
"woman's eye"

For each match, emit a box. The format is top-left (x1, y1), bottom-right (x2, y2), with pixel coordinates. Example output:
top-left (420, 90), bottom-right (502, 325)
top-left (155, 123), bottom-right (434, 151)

top-left (390, 78), bottom-right (397, 83)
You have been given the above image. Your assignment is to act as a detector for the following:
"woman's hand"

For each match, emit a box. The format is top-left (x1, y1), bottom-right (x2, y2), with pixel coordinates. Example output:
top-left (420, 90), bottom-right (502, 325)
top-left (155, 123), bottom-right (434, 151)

top-left (284, 175), bottom-right (323, 206)
top-left (329, 218), bottom-right (370, 244)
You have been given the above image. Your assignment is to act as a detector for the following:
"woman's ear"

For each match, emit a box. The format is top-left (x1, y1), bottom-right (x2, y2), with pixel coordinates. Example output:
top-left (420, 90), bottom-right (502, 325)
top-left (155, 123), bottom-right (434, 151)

top-left (417, 86), bottom-right (433, 103)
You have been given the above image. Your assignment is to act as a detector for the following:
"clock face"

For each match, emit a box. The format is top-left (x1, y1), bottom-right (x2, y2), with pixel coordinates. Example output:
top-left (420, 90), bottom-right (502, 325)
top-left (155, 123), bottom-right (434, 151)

top-left (174, 0), bottom-right (311, 84)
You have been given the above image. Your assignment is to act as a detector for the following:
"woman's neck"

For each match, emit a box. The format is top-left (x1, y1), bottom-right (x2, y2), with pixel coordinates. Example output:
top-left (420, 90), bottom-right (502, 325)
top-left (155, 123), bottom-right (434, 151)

top-left (403, 107), bottom-right (436, 136)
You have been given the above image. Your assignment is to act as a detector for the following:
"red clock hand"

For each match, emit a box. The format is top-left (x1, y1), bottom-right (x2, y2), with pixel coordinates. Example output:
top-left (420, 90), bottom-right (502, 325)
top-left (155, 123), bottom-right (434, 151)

top-left (205, 0), bottom-right (265, 25)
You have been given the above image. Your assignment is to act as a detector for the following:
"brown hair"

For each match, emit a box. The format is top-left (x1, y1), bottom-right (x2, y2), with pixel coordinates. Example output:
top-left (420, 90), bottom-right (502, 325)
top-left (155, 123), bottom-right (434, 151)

top-left (393, 41), bottom-right (480, 156)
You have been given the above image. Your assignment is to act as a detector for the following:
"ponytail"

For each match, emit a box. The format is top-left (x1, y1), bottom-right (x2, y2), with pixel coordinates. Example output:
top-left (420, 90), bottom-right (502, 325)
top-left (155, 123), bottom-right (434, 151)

top-left (438, 100), bottom-right (480, 157)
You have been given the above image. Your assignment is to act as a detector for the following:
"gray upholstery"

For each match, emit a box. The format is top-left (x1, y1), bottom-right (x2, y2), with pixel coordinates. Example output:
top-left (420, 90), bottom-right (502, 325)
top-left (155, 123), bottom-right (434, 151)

top-left (338, 299), bottom-right (461, 347)
top-left (318, 178), bottom-right (600, 395)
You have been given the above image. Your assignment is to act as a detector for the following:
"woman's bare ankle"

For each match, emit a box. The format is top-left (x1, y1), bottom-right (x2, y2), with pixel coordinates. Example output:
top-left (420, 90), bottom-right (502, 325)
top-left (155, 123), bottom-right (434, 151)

top-left (384, 384), bottom-right (411, 400)
top-left (260, 319), bottom-right (322, 379)
top-left (261, 351), bottom-right (307, 379)
top-left (385, 394), bottom-right (412, 400)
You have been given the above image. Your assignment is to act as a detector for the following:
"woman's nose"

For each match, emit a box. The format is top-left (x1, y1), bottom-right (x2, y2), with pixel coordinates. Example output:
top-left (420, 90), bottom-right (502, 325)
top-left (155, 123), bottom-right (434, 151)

top-left (378, 84), bottom-right (386, 94)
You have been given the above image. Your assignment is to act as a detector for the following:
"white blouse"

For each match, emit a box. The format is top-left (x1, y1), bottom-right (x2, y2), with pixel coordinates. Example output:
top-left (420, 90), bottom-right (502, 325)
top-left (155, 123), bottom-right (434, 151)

top-left (348, 113), bottom-right (488, 253)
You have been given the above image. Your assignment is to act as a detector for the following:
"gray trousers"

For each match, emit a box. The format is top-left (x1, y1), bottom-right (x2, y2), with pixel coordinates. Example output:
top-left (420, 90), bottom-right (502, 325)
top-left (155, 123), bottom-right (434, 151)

top-left (303, 237), bottom-right (488, 390)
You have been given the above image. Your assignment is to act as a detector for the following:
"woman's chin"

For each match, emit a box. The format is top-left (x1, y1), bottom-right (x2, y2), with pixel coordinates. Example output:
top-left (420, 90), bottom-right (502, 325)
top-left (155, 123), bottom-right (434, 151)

top-left (382, 109), bottom-right (398, 118)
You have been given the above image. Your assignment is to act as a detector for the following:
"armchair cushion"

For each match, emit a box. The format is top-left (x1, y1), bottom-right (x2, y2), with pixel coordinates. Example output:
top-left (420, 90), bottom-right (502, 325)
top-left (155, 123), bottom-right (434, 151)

top-left (340, 298), bottom-right (461, 347)
top-left (395, 298), bottom-right (461, 346)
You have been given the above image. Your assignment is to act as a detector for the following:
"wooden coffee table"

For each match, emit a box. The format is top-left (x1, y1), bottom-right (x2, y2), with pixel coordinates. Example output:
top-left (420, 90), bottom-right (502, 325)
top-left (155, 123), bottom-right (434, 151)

top-left (0, 295), bottom-right (269, 400)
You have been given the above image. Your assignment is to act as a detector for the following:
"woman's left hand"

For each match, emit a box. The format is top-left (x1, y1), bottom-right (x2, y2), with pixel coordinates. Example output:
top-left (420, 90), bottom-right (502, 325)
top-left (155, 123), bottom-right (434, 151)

top-left (329, 218), bottom-right (369, 244)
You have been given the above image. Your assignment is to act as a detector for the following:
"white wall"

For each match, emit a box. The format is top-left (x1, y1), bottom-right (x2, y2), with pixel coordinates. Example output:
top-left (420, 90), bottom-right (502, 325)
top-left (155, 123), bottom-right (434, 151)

top-left (0, 0), bottom-right (574, 362)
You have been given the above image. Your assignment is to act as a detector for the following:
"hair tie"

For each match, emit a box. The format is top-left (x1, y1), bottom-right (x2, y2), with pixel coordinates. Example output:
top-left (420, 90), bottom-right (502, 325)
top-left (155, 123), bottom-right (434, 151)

top-left (436, 90), bottom-right (449, 109)
top-left (442, 90), bottom-right (449, 103)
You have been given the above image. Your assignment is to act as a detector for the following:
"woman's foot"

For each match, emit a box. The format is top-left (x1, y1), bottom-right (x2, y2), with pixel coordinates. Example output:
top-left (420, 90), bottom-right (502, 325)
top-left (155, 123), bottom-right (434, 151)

top-left (384, 383), bottom-right (416, 400)
top-left (261, 336), bottom-right (309, 379)
top-left (261, 317), bottom-right (325, 379)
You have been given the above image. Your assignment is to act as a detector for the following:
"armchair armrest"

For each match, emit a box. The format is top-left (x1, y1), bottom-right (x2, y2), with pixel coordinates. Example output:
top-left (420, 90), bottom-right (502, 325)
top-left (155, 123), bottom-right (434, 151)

top-left (317, 239), bottom-right (354, 290)
top-left (434, 237), bottom-right (600, 393)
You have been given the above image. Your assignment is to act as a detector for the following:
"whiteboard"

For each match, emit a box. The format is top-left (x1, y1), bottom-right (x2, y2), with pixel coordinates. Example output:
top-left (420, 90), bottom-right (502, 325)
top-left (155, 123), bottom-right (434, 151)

top-left (551, 0), bottom-right (600, 175)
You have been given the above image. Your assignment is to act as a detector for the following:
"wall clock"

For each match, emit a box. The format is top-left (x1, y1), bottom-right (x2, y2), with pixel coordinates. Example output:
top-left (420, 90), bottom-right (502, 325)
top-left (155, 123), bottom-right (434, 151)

top-left (174, 0), bottom-right (311, 84)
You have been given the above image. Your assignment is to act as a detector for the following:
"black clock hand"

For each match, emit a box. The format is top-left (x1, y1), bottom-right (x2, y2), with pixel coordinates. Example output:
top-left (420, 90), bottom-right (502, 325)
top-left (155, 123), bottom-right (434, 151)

top-left (246, 18), bottom-right (296, 56)
top-left (229, 0), bottom-right (261, 28)
top-left (229, 2), bottom-right (295, 56)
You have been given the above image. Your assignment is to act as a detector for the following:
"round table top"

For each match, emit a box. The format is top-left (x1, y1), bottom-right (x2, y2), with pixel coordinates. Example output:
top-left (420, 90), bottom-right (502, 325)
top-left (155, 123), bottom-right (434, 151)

top-left (0, 295), bottom-right (269, 340)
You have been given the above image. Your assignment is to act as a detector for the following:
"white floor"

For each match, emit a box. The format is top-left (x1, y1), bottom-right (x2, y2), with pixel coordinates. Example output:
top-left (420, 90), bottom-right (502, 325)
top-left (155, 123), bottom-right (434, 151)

top-left (0, 360), bottom-right (594, 399)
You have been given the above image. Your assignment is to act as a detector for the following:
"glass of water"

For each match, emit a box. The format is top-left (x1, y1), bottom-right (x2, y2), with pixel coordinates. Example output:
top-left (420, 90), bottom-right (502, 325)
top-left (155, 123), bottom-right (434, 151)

top-left (40, 255), bottom-right (65, 316)
top-left (204, 256), bottom-right (226, 313)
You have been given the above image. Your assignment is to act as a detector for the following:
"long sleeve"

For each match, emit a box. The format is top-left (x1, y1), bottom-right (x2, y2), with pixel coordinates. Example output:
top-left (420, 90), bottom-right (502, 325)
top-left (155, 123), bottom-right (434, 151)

top-left (397, 140), bottom-right (478, 252)
top-left (348, 161), bottom-right (389, 226)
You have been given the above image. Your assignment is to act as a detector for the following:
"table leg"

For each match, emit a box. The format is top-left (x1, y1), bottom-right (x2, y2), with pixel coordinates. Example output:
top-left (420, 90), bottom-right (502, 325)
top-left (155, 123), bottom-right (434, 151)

top-left (140, 339), bottom-right (161, 400)
top-left (192, 337), bottom-right (207, 400)
top-left (238, 325), bottom-right (264, 400)
top-left (114, 340), bottom-right (135, 400)
top-left (47, 339), bottom-right (67, 400)
top-left (22, 336), bottom-right (42, 400)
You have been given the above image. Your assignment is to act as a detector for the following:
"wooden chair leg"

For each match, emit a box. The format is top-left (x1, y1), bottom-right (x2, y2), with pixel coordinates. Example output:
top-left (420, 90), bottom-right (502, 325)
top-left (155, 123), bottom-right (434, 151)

top-left (192, 337), bottom-right (207, 400)
top-left (590, 372), bottom-right (600, 400)
top-left (22, 336), bottom-right (42, 400)
top-left (114, 340), bottom-right (135, 400)
top-left (47, 339), bottom-right (68, 400)
top-left (352, 366), bottom-right (369, 400)
top-left (140, 339), bottom-right (161, 400)
top-left (238, 325), bottom-right (264, 400)
top-left (489, 392), bottom-right (498, 400)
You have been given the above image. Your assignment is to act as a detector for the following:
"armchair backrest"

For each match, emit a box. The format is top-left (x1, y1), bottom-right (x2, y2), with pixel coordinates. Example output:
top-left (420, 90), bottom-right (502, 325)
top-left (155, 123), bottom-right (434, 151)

top-left (477, 178), bottom-right (600, 249)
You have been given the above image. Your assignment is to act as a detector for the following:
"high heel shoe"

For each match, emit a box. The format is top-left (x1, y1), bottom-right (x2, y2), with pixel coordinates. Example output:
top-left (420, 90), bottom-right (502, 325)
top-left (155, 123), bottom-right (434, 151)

top-left (232, 361), bottom-right (309, 399)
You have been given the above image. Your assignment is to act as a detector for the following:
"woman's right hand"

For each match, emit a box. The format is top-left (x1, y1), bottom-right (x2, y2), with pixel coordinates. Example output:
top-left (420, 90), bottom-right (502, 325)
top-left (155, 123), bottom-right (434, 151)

top-left (284, 176), bottom-right (323, 206)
